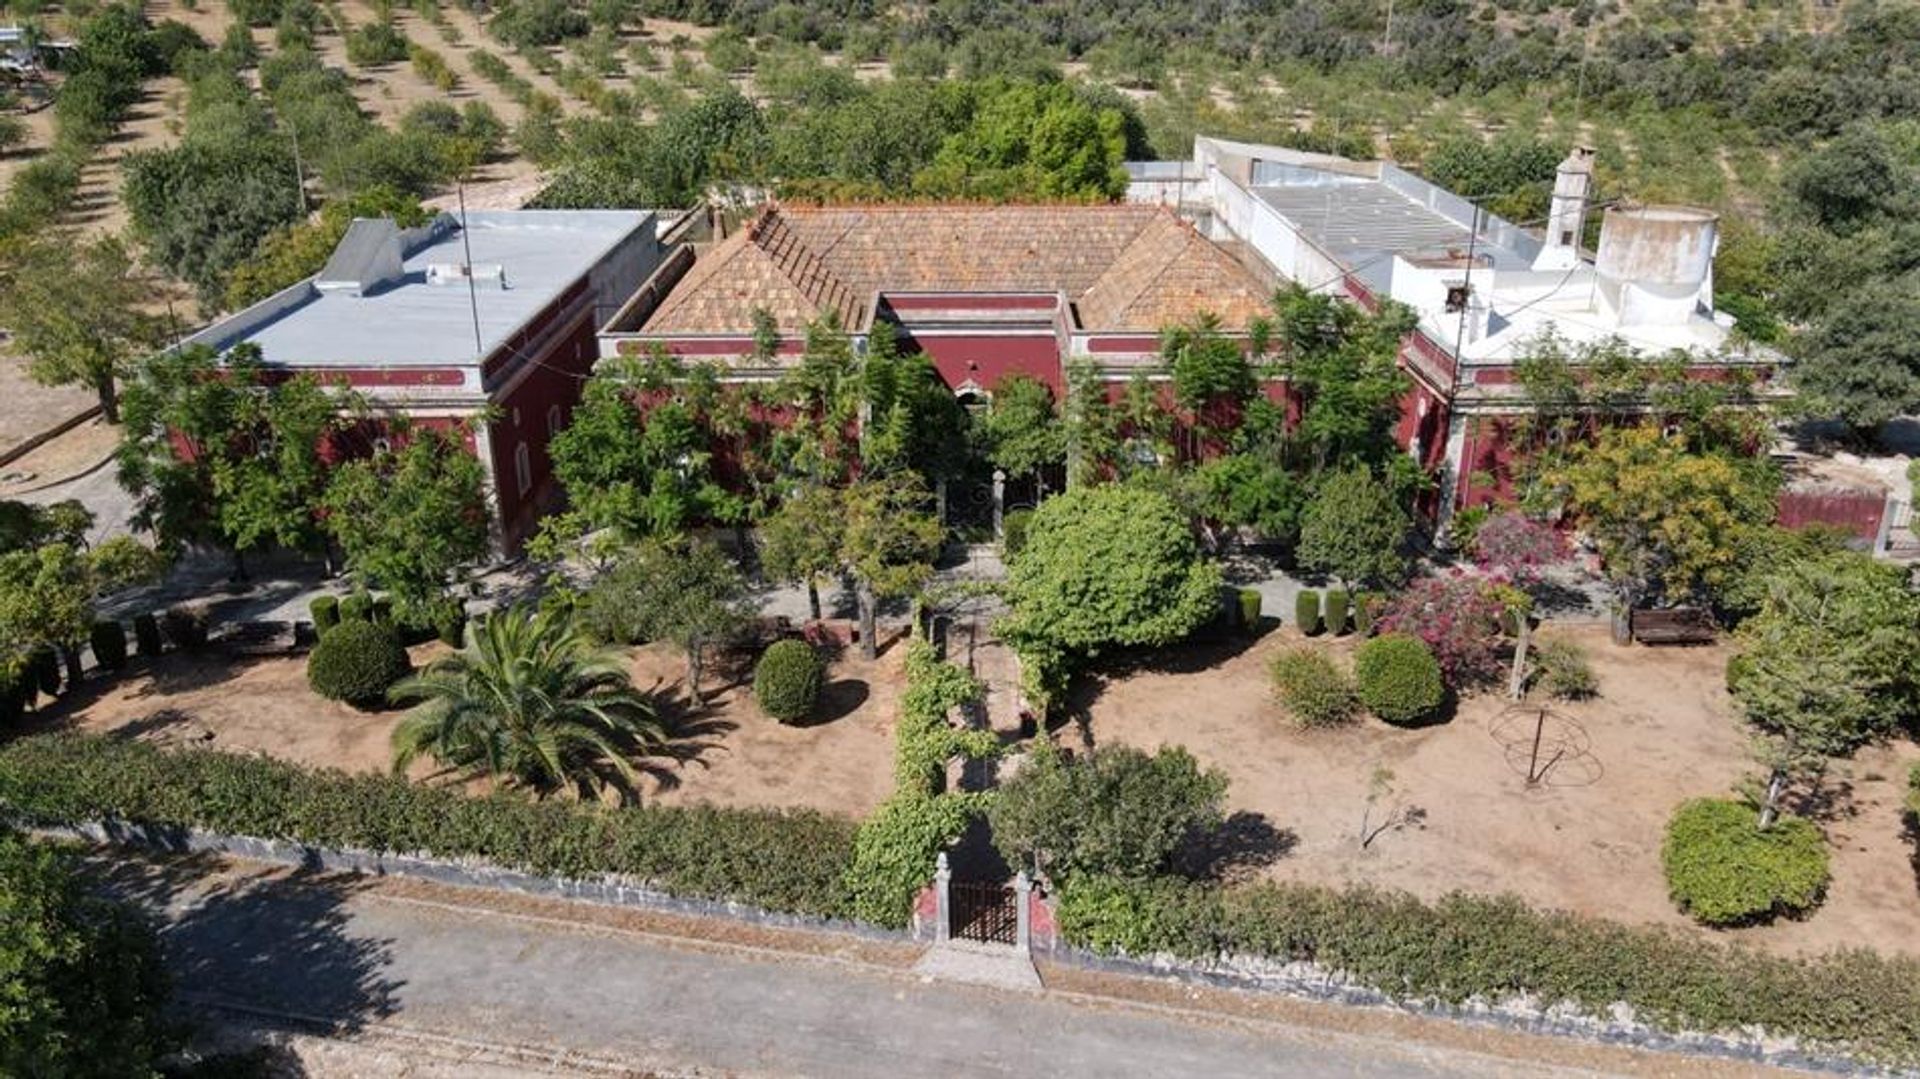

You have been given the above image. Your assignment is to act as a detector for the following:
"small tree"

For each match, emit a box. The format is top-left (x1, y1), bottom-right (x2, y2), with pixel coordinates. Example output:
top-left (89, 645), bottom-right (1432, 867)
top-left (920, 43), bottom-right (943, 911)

top-left (323, 424), bottom-right (490, 628)
top-left (579, 537), bottom-right (752, 704)
top-left (839, 472), bottom-right (944, 660)
top-left (1728, 551), bottom-right (1920, 826)
top-left (1297, 467), bottom-right (1410, 594)
top-left (0, 236), bottom-right (159, 423)
top-left (981, 374), bottom-right (1067, 491)
top-left (757, 484), bottom-right (843, 621)
top-left (1000, 483), bottom-right (1222, 657)
top-left (988, 742), bottom-right (1226, 882)
top-left (1470, 510), bottom-right (1566, 699)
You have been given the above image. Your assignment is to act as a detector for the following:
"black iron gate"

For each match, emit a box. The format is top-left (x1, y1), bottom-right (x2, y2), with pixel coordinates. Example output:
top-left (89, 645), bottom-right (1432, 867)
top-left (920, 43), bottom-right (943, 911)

top-left (950, 881), bottom-right (1017, 945)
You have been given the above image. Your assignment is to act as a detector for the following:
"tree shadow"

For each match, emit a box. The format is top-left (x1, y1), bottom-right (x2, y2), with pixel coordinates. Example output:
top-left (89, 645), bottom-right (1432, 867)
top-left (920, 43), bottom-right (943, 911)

top-left (84, 853), bottom-right (402, 1039)
top-left (634, 681), bottom-right (739, 793)
top-left (789, 679), bottom-right (868, 727)
top-left (1177, 811), bottom-right (1299, 884)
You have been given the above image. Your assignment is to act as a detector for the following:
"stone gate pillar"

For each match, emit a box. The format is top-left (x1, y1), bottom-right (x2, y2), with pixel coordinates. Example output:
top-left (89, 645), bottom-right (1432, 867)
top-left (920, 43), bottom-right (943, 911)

top-left (934, 852), bottom-right (952, 943)
top-left (992, 470), bottom-right (1006, 539)
top-left (1013, 870), bottom-right (1033, 954)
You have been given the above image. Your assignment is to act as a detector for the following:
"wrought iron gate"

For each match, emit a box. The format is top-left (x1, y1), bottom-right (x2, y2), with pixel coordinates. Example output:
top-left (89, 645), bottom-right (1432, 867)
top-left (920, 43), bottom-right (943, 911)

top-left (949, 881), bottom-right (1017, 945)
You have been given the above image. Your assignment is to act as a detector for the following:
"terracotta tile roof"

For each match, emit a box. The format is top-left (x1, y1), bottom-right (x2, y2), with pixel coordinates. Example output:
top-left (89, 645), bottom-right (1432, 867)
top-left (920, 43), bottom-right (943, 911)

top-left (640, 203), bottom-right (1273, 334)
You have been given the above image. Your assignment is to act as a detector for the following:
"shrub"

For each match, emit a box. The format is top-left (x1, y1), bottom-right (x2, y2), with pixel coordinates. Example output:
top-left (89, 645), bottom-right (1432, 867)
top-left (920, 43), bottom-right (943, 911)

top-left (305, 620), bottom-right (411, 708)
top-left (1237, 588), bottom-right (1261, 632)
top-left (1294, 590), bottom-right (1321, 635)
top-left (1530, 637), bottom-right (1597, 700)
top-left (1376, 573), bottom-right (1506, 687)
top-left (372, 596), bottom-right (395, 625)
top-left (88, 621), bottom-right (129, 671)
top-left (0, 734), bottom-right (857, 919)
top-left (434, 608), bottom-right (467, 647)
top-left (1001, 508), bottom-right (1034, 558)
top-left (339, 592), bottom-right (374, 623)
top-left (310, 595), bottom-right (341, 636)
top-left (1053, 873), bottom-right (1920, 1068)
top-left (1354, 591), bottom-right (1384, 635)
top-left (1269, 647), bottom-right (1357, 728)
top-left (1663, 798), bottom-right (1829, 926)
top-left (344, 20), bottom-right (409, 65)
top-left (754, 639), bottom-right (823, 723)
top-left (1323, 590), bottom-right (1349, 635)
top-left (989, 742), bottom-right (1225, 883)
top-left (160, 606), bottom-right (209, 651)
top-left (132, 614), bottom-right (163, 658)
top-left (1353, 634), bottom-right (1444, 725)
top-left (30, 647), bottom-right (60, 696)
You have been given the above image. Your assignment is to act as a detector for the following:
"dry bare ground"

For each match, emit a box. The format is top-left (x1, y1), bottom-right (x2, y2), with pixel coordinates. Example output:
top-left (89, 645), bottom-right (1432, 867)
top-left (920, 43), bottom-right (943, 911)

top-left (50, 638), bottom-right (905, 816)
top-left (1078, 623), bottom-right (1920, 958)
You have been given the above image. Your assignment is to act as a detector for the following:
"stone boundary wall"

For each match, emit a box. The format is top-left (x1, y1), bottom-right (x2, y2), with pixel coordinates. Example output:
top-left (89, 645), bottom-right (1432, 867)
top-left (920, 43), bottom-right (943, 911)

top-left (39, 819), bottom-right (1883, 1076)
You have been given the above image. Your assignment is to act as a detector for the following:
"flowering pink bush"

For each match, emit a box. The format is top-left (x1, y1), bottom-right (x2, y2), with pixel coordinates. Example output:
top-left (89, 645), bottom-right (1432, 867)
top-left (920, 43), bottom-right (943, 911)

top-left (1376, 571), bottom-right (1508, 688)
top-left (1471, 511), bottom-right (1566, 585)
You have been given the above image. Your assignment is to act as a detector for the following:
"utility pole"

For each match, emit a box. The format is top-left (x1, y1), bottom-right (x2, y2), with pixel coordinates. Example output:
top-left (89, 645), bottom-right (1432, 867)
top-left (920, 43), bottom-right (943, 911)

top-left (457, 177), bottom-right (484, 357)
top-left (1382, 0), bottom-right (1395, 55)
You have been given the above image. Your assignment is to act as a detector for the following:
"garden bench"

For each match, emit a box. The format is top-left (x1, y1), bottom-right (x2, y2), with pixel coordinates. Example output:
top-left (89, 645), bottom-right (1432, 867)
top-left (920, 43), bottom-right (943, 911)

top-left (1628, 607), bottom-right (1716, 645)
top-left (213, 621), bottom-right (313, 658)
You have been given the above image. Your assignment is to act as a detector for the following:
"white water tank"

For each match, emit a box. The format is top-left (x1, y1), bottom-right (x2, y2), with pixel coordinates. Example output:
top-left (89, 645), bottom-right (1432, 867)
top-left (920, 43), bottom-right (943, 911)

top-left (1594, 205), bottom-right (1717, 327)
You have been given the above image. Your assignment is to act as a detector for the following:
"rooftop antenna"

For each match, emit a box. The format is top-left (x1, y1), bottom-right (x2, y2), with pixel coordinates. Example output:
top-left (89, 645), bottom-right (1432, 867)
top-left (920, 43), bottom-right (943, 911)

top-left (1449, 197), bottom-right (1481, 399)
top-left (456, 177), bottom-right (484, 357)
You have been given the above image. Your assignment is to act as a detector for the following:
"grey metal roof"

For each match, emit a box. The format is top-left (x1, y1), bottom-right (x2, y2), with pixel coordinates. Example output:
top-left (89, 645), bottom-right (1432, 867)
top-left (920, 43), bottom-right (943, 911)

top-left (188, 210), bottom-right (650, 369)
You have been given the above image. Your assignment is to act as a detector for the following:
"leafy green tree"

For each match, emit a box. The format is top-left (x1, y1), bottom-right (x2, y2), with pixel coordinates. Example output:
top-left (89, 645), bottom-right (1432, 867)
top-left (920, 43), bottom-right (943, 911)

top-left (1163, 313), bottom-right (1261, 449)
top-left (840, 472), bottom-right (945, 660)
top-left (224, 186), bottom-right (430, 310)
top-left (0, 830), bottom-right (173, 1075)
top-left (980, 374), bottom-right (1066, 490)
top-left (389, 606), bottom-right (667, 802)
top-left (1542, 426), bottom-right (1776, 606)
top-left (1000, 483), bottom-right (1222, 658)
top-left (0, 236), bottom-right (160, 422)
top-left (989, 742), bottom-right (1227, 882)
top-left (1728, 551), bottom-right (1920, 826)
top-left (323, 424), bottom-right (490, 627)
top-left (858, 328), bottom-right (971, 483)
top-left (916, 80), bottom-right (1128, 200)
top-left (211, 369), bottom-right (352, 571)
top-left (577, 538), bottom-right (752, 704)
top-left (1782, 126), bottom-right (1904, 236)
top-left (0, 533), bottom-right (163, 690)
top-left (1271, 284), bottom-right (1416, 473)
top-left (122, 137), bottom-right (304, 310)
top-left (1791, 279), bottom-right (1920, 439)
top-left (1297, 467), bottom-right (1410, 592)
top-left (757, 484), bottom-right (842, 620)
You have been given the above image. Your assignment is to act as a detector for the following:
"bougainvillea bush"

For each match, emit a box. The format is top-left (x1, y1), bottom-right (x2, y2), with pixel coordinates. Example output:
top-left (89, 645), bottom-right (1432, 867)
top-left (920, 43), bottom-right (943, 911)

top-left (1375, 571), bottom-right (1507, 688)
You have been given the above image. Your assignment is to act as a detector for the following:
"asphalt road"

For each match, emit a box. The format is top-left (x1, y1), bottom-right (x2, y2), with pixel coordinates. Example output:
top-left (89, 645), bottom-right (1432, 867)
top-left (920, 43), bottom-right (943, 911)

top-left (100, 858), bottom-right (1630, 1079)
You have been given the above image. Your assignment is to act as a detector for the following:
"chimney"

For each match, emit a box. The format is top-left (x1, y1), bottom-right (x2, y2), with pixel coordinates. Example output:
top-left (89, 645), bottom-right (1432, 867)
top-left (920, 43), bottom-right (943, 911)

top-left (1531, 146), bottom-right (1594, 273)
top-left (315, 219), bottom-right (406, 297)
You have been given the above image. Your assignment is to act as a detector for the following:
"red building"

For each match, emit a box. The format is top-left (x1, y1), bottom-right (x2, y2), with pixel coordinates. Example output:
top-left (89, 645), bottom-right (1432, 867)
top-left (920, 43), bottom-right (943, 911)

top-left (186, 209), bottom-right (668, 550)
top-left (598, 203), bottom-right (1274, 406)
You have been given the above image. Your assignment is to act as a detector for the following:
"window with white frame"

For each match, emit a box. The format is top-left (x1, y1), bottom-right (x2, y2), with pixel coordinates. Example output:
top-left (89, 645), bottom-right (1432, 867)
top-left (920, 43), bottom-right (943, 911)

top-left (514, 441), bottom-right (532, 496)
top-left (547, 404), bottom-right (562, 436)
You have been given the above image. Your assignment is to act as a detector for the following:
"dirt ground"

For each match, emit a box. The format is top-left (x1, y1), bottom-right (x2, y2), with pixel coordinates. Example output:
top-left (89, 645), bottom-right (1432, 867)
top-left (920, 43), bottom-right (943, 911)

top-left (45, 638), bottom-right (902, 816)
top-left (1076, 624), bottom-right (1920, 958)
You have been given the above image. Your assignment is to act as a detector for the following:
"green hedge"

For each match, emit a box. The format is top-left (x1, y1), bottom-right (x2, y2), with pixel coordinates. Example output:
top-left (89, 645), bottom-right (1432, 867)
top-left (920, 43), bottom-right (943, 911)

top-left (1056, 874), bottom-right (1920, 1067)
top-left (0, 734), bottom-right (858, 919)
top-left (306, 620), bottom-right (412, 708)
top-left (842, 639), bottom-right (998, 926)
top-left (89, 621), bottom-right (129, 671)
top-left (310, 596), bottom-right (341, 636)
top-left (1236, 588), bottom-right (1261, 632)
top-left (1662, 798), bottom-right (1829, 927)
top-left (132, 614), bottom-right (163, 658)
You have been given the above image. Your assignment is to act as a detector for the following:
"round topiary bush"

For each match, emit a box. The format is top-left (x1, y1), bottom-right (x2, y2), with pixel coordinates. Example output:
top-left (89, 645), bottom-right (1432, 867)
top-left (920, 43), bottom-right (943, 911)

top-left (339, 592), bottom-right (374, 623)
top-left (160, 605), bottom-right (209, 651)
top-left (1294, 589), bottom-right (1321, 635)
top-left (1269, 647), bottom-right (1356, 728)
top-left (306, 619), bottom-right (412, 709)
top-left (754, 639), bottom-right (823, 723)
top-left (1662, 798), bottom-right (1829, 926)
top-left (1353, 633), bottom-right (1444, 726)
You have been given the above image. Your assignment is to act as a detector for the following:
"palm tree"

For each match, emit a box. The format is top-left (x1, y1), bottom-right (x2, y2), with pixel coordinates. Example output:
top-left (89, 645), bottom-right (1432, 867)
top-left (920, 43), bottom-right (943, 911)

top-left (389, 606), bottom-right (667, 803)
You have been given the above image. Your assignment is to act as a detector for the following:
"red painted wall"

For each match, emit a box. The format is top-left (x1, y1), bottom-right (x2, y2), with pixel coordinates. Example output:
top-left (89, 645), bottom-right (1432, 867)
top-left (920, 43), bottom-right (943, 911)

top-left (487, 311), bottom-right (599, 549)
top-left (902, 332), bottom-right (1064, 396)
top-left (1777, 488), bottom-right (1886, 541)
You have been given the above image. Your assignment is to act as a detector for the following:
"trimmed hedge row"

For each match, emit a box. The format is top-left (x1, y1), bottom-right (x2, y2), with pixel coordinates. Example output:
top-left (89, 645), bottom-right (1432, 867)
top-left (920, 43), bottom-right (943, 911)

top-left (1057, 874), bottom-right (1920, 1067)
top-left (0, 734), bottom-right (858, 919)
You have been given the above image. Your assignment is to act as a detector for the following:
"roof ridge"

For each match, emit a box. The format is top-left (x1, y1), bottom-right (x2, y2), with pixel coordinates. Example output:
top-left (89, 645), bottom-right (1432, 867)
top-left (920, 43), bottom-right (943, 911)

top-left (1081, 214), bottom-right (1191, 329)
top-left (752, 207), bottom-right (861, 325)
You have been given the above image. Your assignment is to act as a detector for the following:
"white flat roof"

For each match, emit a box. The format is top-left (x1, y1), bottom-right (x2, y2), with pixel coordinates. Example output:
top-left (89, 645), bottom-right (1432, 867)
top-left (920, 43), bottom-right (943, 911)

top-left (189, 210), bottom-right (650, 368)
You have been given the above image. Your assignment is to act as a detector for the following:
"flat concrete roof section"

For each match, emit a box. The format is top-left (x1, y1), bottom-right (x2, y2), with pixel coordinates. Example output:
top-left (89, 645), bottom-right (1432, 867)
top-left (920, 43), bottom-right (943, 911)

top-left (189, 210), bottom-right (650, 368)
top-left (1252, 181), bottom-right (1529, 294)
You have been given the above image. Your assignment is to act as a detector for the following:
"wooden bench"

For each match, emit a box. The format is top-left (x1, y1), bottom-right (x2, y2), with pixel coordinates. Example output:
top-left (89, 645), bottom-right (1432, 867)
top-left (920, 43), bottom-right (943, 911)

top-left (214, 621), bottom-right (313, 658)
top-left (1628, 607), bottom-right (1717, 645)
